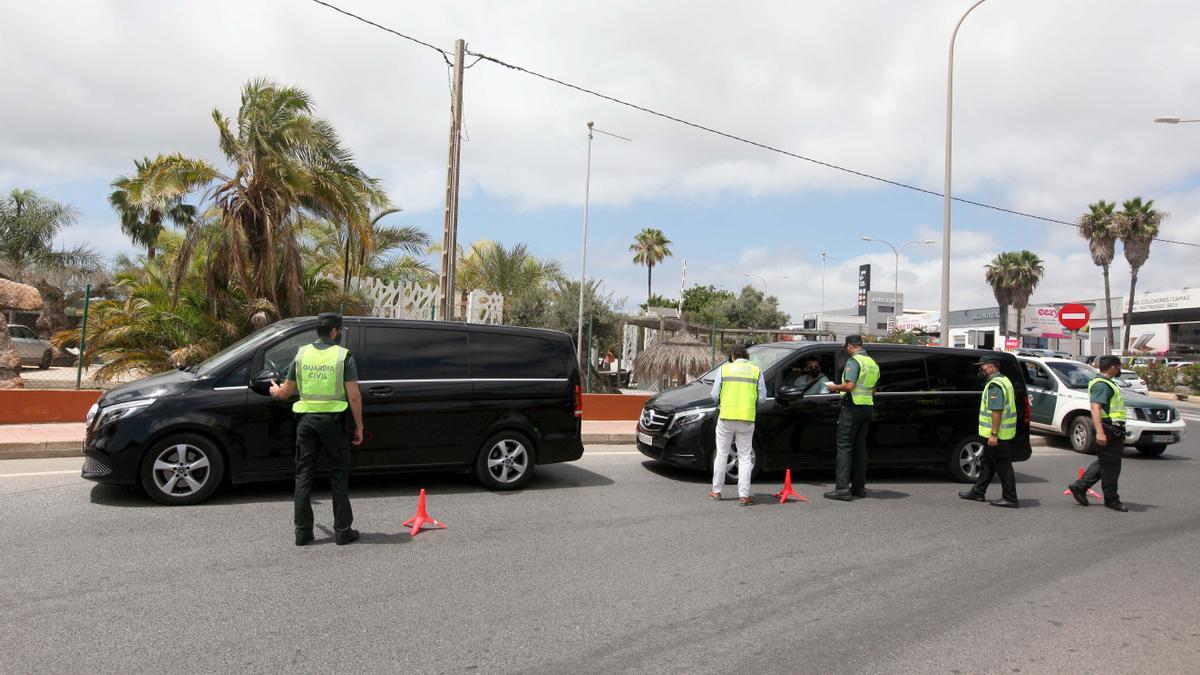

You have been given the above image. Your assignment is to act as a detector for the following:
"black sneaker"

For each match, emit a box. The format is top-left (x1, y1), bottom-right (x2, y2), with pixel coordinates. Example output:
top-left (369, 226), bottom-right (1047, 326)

top-left (1105, 501), bottom-right (1130, 513)
top-left (295, 531), bottom-right (314, 546)
top-left (989, 499), bottom-right (1019, 509)
top-left (850, 488), bottom-right (867, 498)
top-left (335, 529), bottom-right (360, 545)
top-left (1068, 484), bottom-right (1089, 506)
top-left (958, 491), bottom-right (986, 502)
top-left (823, 489), bottom-right (854, 501)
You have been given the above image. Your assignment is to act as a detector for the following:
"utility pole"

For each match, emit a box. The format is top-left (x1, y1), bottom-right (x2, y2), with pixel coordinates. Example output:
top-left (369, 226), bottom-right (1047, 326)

top-left (438, 39), bottom-right (466, 321)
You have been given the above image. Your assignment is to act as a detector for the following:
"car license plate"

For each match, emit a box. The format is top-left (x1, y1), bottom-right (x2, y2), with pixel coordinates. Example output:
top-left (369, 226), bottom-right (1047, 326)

top-left (1150, 434), bottom-right (1175, 443)
top-left (637, 432), bottom-right (654, 446)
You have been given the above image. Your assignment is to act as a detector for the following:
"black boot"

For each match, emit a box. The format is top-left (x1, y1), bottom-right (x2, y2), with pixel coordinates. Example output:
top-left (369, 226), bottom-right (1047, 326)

top-left (989, 498), bottom-right (1019, 509)
top-left (1104, 501), bottom-right (1129, 513)
top-left (823, 489), bottom-right (854, 501)
top-left (958, 490), bottom-right (986, 502)
top-left (1068, 484), bottom-right (1089, 506)
top-left (335, 529), bottom-right (360, 545)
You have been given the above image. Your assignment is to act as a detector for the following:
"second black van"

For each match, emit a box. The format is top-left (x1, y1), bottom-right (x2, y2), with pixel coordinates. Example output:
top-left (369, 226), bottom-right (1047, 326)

top-left (636, 343), bottom-right (1031, 483)
top-left (81, 318), bottom-right (584, 504)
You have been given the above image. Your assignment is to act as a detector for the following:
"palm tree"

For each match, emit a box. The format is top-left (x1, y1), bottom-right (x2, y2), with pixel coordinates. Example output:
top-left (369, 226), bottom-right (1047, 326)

top-left (1116, 197), bottom-right (1166, 352)
top-left (630, 228), bottom-right (673, 304)
top-left (301, 208), bottom-right (432, 285)
top-left (1005, 250), bottom-right (1045, 338)
top-left (0, 189), bottom-right (97, 283)
top-left (984, 252), bottom-right (1015, 337)
top-left (177, 78), bottom-right (387, 316)
top-left (1077, 200), bottom-right (1119, 350)
top-left (109, 154), bottom-right (215, 260)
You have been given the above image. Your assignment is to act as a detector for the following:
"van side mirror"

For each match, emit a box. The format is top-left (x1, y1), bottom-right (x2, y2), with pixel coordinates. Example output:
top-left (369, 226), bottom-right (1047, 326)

top-left (776, 385), bottom-right (805, 403)
top-left (250, 369), bottom-right (282, 396)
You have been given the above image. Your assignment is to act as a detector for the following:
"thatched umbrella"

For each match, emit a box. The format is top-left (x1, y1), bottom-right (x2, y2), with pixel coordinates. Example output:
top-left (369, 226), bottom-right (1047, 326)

top-left (633, 332), bottom-right (714, 388)
top-left (0, 278), bottom-right (45, 389)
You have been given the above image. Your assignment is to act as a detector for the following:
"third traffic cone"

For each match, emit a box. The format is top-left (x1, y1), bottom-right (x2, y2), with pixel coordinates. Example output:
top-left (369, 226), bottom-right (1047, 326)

top-left (402, 489), bottom-right (447, 536)
top-left (1062, 467), bottom-right (1103, 501)
top-left (773, 469), bottom-right (808, 504)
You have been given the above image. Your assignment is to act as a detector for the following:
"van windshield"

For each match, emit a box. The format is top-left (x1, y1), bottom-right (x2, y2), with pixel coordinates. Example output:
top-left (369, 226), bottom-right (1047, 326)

top-left (194, 323), bottom-right (295, 377)
top-left (1045, 361), bottom-right (1099, 390)
top-left (697, 345), bottom-right (796, 383)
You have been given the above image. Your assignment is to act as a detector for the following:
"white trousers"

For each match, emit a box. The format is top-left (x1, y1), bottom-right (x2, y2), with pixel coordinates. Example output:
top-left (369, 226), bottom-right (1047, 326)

top-left (712, 418), bottom-right (754, 498)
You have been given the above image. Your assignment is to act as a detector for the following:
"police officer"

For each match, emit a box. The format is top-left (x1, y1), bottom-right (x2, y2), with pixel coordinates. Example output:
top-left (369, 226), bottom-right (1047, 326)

top-left (269, 312), bottom-right (365, 545)
top-left (708, 343), bottom-right (766, 506)
top-left (958, 354), bottom-right (1019, 508)
top-left (823, 335), bottom-right (879, 501)
top-left (1068, 355), bottom-right (1129, 512)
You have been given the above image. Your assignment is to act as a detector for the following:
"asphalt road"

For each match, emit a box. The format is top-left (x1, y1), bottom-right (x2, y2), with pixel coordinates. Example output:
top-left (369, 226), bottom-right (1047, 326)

top-left (3, 416), bottom-right (1198, 674)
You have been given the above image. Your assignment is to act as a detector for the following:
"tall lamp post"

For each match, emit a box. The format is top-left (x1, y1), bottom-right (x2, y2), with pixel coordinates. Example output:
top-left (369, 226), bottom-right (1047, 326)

top-left (860, 236), bottom-right (936, 309)
top-left (941, 0), bottom-right (989, 346)
top-left (742, 272), bottom-right (789, 293)
top-left (1154, 116), bottom-right (1200, 124)
top-left (576, 121), bottom-right (630, 371)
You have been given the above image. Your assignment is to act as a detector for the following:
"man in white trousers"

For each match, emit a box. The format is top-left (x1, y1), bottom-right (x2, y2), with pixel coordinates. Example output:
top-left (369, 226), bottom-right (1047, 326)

top-left (708, 343), bottom-right (767, 506)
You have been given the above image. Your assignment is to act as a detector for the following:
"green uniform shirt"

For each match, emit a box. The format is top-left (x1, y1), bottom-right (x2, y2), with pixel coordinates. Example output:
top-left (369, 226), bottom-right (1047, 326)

top-left (286, 338), bottom-right (358, 382)
top-left (986, 372), bottom-right (1006, 411)
top-left (843, 357), bottom-right (860, 384)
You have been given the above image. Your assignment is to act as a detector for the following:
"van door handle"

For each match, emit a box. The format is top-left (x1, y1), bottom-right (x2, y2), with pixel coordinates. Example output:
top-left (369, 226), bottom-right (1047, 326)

top-left (366, 385), bottom-right (394, 396)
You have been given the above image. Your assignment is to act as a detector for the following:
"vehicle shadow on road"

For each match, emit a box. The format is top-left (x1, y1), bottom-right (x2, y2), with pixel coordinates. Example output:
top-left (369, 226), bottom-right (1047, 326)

top-left (89, 463), bottom-right (615, 508)
top-left (1126, 453), bottom-right (1192, 462)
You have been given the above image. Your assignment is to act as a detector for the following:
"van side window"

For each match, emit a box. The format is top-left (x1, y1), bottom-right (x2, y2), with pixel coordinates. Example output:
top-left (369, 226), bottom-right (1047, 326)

top-left (872, 350), bottom-right (929, 392)
top-left (214, 360), bottom-right (250, 388)
top-left (471, 332), bottom-right (566, 379)
top-left (264, 331), bottom-right (322, 375)
top-left (927, 355), bottom-right (984, 392)
top-left (359, 327), bottom-right (468, 380)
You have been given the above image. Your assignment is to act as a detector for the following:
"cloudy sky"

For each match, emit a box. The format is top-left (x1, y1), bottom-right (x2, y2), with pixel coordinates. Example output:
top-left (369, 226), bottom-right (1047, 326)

top-left (3, 0), bottom-right (1199, 319)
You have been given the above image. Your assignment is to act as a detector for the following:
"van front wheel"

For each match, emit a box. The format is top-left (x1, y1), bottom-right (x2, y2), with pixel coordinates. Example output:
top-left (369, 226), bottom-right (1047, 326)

top-left (475, 431), bottom-right (535, 490)
top-left (948, 435), bottom-right (984, 483)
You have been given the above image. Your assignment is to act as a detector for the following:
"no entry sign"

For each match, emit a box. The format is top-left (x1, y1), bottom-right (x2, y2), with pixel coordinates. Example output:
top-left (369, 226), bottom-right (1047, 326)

top-left (1058, 303), bottom-right (1090, 331)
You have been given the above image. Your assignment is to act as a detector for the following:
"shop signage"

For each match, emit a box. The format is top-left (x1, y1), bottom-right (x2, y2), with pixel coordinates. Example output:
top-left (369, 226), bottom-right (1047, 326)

top-left (1130, 289), bottom-right (1200, 314)
top-left (857, 264), bottom-right (871, 317)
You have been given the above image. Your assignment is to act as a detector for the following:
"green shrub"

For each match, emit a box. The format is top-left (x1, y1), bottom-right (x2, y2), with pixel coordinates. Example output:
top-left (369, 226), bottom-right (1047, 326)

top-left (1181, 364), bottom-right (1200, 396)
top-left (1134, 363), bottom-right (1177, 392)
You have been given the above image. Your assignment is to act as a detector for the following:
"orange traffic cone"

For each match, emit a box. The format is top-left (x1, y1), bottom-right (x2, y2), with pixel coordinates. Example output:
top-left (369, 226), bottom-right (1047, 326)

top-left (402, 489), bottom-right (446, 536)
top-left (773, 469), bottom-right (808, 504)
top-left (1062, 467), bottom-right (1103, 501)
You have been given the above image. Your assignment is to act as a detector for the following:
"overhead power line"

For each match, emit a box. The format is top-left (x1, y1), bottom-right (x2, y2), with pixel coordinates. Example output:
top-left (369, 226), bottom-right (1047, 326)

top-left (308, 0), bottom-right (1200, 250)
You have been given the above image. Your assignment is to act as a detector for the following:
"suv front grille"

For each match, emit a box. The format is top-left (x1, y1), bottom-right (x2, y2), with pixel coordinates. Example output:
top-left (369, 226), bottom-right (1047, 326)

top-left (639, 407), bottom-right (671, 432)
top-left (1132, 407), bottom-right (1172, 423)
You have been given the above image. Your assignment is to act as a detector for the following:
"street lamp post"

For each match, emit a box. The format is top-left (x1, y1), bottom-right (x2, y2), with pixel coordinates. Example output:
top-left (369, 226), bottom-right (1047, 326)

top-left (576, 122), bottom-right (630, 372)
top-left (1154, 116), bottom-right (1200, 124)
top-left (941, 0), bottom-right (989, 346)
top-left (860, 236), bottom-right (936, 310)
top-left (742, 272), bottom-right (789, 293)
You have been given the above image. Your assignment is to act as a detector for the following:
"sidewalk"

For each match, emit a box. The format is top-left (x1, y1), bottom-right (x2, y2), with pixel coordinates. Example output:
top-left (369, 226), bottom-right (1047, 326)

top-left (0, 421), bottom-right (639, 460)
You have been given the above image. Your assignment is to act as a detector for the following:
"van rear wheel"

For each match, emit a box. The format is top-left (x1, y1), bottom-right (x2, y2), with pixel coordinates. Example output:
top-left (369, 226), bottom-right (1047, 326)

top-left (948, 435), bottom-right (983, 483)
top-left (475, 431), bottom-right (535, 490)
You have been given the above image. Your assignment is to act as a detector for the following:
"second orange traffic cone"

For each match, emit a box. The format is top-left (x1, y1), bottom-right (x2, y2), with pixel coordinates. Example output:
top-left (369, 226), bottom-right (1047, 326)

top-left (1062, 467), bottom-right (1103, 501)
top-left (774, 469), bottom-right (808, 504)
top-left (402, 489), bottom-right (447, 536)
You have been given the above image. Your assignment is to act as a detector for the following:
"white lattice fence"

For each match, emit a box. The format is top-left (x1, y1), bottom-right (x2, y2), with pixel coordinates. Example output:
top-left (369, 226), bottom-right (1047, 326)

top-left (324, 275), bottom-right (502, 324)
top-left (467, 290), bottom-right (504, 324)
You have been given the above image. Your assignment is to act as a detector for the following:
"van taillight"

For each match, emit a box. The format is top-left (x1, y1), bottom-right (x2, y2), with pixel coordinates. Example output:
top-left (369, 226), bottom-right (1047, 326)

top-left (1025, 395), bottom-right (1031, 426)
top-left (574, 385), bottom-right (583, 419)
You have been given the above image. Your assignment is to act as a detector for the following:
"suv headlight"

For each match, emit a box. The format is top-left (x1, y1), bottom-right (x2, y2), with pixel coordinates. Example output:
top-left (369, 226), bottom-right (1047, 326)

top-left (666, 406), bottom-right (716, 434)
top-left (94, 399), bottom-right (155, 429)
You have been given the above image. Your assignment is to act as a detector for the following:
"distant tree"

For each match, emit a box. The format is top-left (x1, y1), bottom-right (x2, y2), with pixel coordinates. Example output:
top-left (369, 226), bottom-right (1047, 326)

top-left (109, 154), bottom-right (214, 260)
top-left (1005, 250), bottom-right (1044, 337)
top-left (1077, 200), bottom-right (1119, 349)
top-left (1116, 197), bottom-right (1165, 352)
top-left (984, 252), bottom-right (1015, 336)
top-left (639, 293), bottom-right (677, 312)
top-left (0, 189), bottom-right (97, 283)
top-left (629, 228), bottom-right (673, 304)
top-left (714, 285), bottom-right (790, 329)
top-left (681, 284), bottom-right (735, 314)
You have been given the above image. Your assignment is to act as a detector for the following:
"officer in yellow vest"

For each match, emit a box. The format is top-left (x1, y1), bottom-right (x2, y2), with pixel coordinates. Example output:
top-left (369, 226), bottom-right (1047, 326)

top-left (823, 335), bottom-right (879, 501)
top-left (1068, 355), bottom-right (1129, 512)
top-left (269, 313), bottom-right (365, 545)
top-left (958, 354), bottom-right (1019, 508)
top-left (707, 343), bottom-right (766, 506)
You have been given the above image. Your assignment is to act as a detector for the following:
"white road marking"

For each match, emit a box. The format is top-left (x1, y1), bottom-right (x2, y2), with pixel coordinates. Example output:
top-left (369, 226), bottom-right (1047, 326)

top-left (0, 470), bottom-right (79, 478)
top-left (585, 451), bottom-right (641, 456)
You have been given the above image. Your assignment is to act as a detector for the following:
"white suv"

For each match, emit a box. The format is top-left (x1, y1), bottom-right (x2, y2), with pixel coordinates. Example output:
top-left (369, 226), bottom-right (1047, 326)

top-left (1018, 357), bottom-right (1185, 457)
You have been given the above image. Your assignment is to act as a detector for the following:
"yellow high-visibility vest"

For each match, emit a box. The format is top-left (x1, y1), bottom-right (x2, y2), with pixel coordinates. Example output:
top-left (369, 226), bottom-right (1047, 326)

top-left (1089, 377), bottom-right (1126, 422)
top-left (718, 361), bottom-right (761, 422)
top-left (293, 344), bottom-right (349, 413)
top-left (843, 353), bottom-right (879, 406)
top-left (978, 374), bottom-right (1017, 440)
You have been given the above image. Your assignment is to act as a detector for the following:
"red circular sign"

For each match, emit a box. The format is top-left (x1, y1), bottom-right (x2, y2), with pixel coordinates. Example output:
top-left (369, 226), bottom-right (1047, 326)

top-left (1057, 303), bottom-right (1090, 331)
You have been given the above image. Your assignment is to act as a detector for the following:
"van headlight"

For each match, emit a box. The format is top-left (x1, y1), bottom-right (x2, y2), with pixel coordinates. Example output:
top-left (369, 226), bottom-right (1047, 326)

top-left (85, 403), bottom-right (99, 429)
top-left (666, 406), bottom-right (716, 435)
top-left (94, 399), bottom-right (155, 429)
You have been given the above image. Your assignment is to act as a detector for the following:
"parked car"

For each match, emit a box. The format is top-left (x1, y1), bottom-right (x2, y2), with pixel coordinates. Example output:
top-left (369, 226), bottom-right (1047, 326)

top-left (636, 344), bottom-right (1032, 484)
top-left (82, 317), bottom-right (584, 505)
top-left (6, 323), bottom-right (53, 369)
top-left (1015, 348), bottom-right (1072, 359)
top-left (1018, 356), bottom-right (1185, 457)
top-left (1117, 369), bottom-right (1149, 395)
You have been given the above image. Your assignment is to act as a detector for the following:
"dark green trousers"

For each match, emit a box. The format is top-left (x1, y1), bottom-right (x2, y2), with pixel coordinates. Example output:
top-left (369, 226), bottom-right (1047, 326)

top-left (835, 404), bottom-right (872, 491)
top-left (1074, 425), bottom-right (1124, 503)
top-left (295, 412), bottom-right (353, 535)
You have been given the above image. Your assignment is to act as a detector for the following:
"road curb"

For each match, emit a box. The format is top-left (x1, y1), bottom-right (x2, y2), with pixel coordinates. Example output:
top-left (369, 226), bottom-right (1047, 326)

top-left (0, 442), bottom-right (82, 460)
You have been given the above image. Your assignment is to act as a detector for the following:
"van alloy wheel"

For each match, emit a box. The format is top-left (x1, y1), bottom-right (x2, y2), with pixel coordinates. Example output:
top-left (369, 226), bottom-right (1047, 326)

top-left (716, 447), bottom-right (757, 482)
top-left (958, 441), bottom-right (983, 480)
top-left (485, 438), bottom-right (529, 484)
top-left (150, 444), bottom-right (212, 498)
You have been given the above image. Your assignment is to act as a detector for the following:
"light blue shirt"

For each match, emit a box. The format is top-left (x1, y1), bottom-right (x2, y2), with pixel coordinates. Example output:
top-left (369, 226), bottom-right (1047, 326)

top-left (710, 358), bottom-right (768, 404)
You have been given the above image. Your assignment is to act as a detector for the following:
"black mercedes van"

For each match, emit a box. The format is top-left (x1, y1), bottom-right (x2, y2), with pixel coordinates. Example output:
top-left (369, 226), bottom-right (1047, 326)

top-left (636, 343), bottom-right (1031, 483)
top-left (82, 317), bottom-right (584, 504)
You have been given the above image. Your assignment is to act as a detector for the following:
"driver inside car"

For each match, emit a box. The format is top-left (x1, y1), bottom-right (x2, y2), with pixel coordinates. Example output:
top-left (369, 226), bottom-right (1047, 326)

top-left (784, 356), bottom-right (830, 395)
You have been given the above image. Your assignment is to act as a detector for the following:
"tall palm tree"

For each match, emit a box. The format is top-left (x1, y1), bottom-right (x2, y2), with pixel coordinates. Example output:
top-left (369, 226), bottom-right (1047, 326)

top-left (0, 189), bottom-right (98, 283)
top-left (1116, 197), bottom-right (1166, 352)
top-left (1077, 200), bottom-right (1119, 350)
top-left (109, 154), bottom-right (216, 260)
top-left (630, 228), bottom-right (673, 304)
top-left (1005, 250), bottom-right (1045, 338)
top-left (177, 78), bottom-right (387, 315)
top-left (984, 252), bottom-right (1015, 337)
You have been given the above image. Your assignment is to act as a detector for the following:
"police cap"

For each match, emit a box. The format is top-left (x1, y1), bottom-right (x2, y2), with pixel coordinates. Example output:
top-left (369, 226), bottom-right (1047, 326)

top-left (972, 354), bottom-right (1002, 366)
top-left (316, 312), bottom-right (343, 330)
